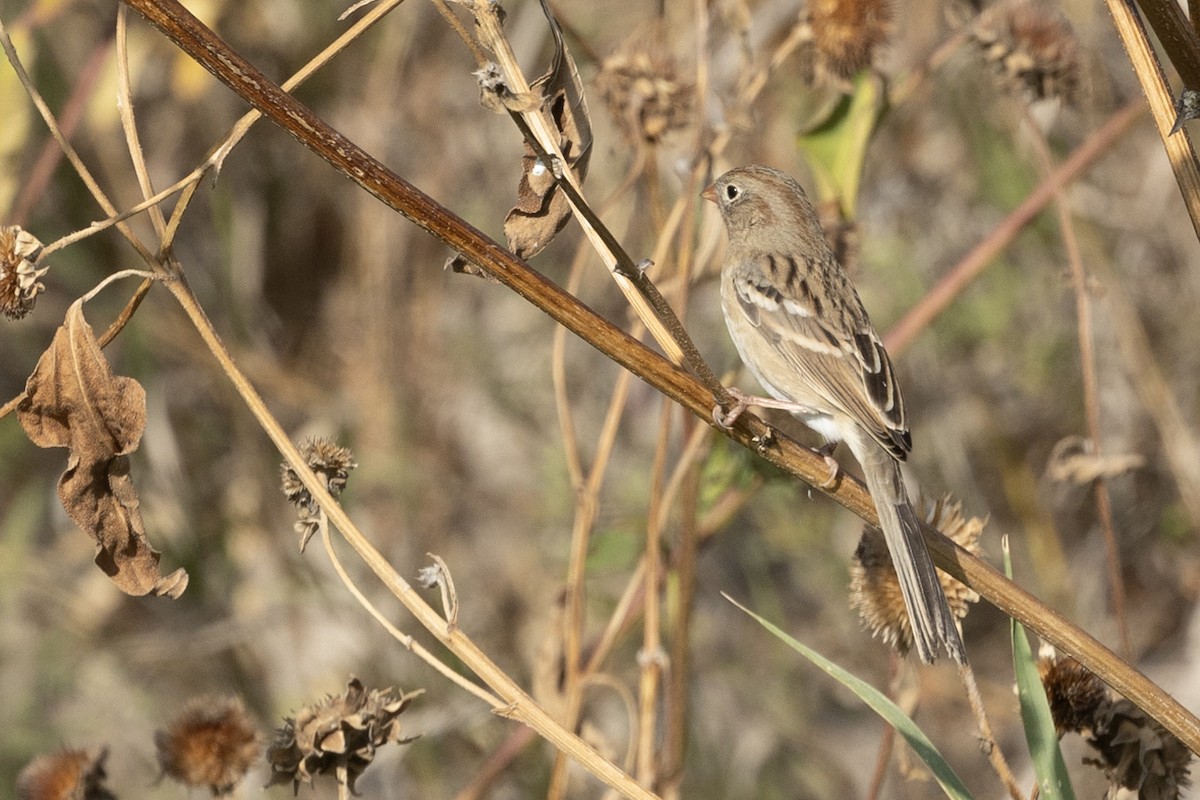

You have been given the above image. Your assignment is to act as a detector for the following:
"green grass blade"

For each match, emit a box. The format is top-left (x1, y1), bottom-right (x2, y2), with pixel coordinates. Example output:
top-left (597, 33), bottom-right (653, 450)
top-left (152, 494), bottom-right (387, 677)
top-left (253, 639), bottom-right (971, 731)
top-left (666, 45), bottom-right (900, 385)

top-left (724, 593), bottom-right (974, 800)
top-left (1004, 542), bottom-right (1076, 800)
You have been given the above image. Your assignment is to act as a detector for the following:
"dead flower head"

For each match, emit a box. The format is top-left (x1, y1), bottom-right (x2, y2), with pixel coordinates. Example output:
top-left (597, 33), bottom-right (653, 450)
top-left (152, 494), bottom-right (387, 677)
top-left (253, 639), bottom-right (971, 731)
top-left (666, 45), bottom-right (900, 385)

top-left (972, 1), bottom-right (1080, 103)
top-left (1, 225), bottom-right (48, 320)
top-left (16, 747), bottom-right (115, 800)
top-left (280, 436), bottom-right (356, 551)
top-left (807, 0), bottom-right (891, 79)
top-left (1037, 649), bottom-right (1192, 798)
top-left (1090, 698), bottom-right (1192, 799)
top-left (1037, 651), bottom-right (1107, 737)
top-left (595, 24), bottom-right (693, 143)
top-left (266, 676), bottom-right (422, 794)
top-left (155, 695), bottom-right (260, 795)
top-left (850, 494), bottom-right (982, 657)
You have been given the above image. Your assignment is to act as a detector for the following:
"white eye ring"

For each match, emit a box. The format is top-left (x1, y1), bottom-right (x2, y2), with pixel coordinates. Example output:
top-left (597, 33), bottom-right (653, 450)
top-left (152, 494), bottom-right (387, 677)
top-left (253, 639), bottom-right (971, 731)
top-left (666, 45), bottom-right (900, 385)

top-left (725, 183), bottom-right (741, 201)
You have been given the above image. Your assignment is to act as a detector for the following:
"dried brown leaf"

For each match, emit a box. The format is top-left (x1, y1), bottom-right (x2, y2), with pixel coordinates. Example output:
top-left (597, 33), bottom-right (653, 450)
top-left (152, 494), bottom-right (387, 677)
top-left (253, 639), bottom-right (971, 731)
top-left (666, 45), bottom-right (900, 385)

top-left (502, 0), bottom-right (592, 259)
top-left (17, 300), bottom-right (188, 598)
top-left (1047, 435), bottom-right (1146, 485)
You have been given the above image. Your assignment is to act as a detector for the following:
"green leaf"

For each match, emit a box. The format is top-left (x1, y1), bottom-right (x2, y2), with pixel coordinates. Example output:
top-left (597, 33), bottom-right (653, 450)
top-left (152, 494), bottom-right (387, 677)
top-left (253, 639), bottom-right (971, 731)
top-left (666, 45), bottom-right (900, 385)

top-left (725, 593), bottom-right (974, 800)
top-left (1004, 543), bottom-right (1076, 800)
top-left (795, 73), bottom-right (884, 218)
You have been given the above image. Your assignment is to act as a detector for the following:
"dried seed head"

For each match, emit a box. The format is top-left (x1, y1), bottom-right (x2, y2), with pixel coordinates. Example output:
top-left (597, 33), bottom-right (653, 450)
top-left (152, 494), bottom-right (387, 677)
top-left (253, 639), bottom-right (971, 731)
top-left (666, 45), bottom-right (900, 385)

top-left (1037, 647), bottom-right (1192, 797)
top-left (1, 225), bottom-right (48, 320)
top-left (155, 695), bottom-right (260, 795)
top-left (973, 1), bottom-right (1080, 103)
top-left (850, 494), bottom-right (982, 656)
top-left (267, 677), bottom-right (422, 794)
top-left (280, 437), bottom-right (357, 551)
top-left (16, 748), bottom-right (115, 800)
top-left (1036, 652), bottom-right (1107, 736)
top-left (595, 24), bottom-right (693, 143)
top-left (1089, 699), bottom-right (1192, 799)
top-left (807, 0), bottom-right (891, 79)
top-left (280, 437), bottom-right (357, 507)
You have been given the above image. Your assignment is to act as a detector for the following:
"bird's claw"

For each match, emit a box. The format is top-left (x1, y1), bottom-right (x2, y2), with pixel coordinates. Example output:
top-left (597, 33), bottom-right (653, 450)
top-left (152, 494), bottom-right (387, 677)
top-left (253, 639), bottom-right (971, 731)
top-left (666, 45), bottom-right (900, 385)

top-left (713, 389), bottom-right (752, 430)
top-left (814, 442), bottom-right (841, 489)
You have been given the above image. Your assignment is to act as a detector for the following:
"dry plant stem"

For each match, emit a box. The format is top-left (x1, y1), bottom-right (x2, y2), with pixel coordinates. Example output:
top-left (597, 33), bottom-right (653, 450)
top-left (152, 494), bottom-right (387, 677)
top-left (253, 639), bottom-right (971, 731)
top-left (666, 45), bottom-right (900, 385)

top-left (40, 0), bottom-right (406, 259)
top-left (427, 0), bottom-right (488, 68)
top-left (467, 2), bottom-right (684, 369)
top-left (10, 36), bottom-right (111, 226)
top-left (661, 457), bottom-right (700, 797)
top-left (958, 664), bottom-right (1023, 800)
top-left (636, 400), bottom-right (673, 787)
top-left (1105, 0), bottom-right (1200, 241)
top-left (583, 673), bottom-right (640, 776)
top-left (454, 726), bottom-right (539, 800)
top-left (923, 527), bottom-right (1200, 755)
top-left (505, 110), bottom-right (726, 400)
top-left (121, 0), bottom-right (1200, 757)
top-left (160, 274), bottom-right (659, 800)
top-left (117, 7), bottom-right (168, 242)
top-left (1103, 278), bottom-right (1200, 524)
top-left (890, 22), bottom-right (973, 107)
top-left (590, 422), bottom-right (722, 676)
top-left (2, 0), bottom-right (403, 413)
top-left (1132, 0), bottom-right (1200, 88)
top-left (0, 276), bottom-right (153, 420)
top-left (0, 15), bottom-right (156, 265)
top-left (320, 521), bottom-right (501, 706)
top-left (549, 288), bottom-right (637, 797)
top-left (706, 13), bottom-right (811, 161)
top-left (885, 99), bottom-right (1145, 355)
top-left (1020, 105), bottom-right (1132, 659)
top-left (865, 719), bottom-right (895, 800)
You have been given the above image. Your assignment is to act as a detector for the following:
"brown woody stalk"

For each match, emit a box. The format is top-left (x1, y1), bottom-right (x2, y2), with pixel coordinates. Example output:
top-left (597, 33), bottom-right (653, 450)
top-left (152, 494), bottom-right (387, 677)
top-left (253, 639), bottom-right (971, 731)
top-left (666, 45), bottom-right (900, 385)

top-left (1106, 0), bottom-right (1200, 240)
top-left (1019, 105), bottom-right (1131, 658)
top-left (885, 100), bottom-right (1143, 356)
top-left (118, 0), bottom-right (1200, 760)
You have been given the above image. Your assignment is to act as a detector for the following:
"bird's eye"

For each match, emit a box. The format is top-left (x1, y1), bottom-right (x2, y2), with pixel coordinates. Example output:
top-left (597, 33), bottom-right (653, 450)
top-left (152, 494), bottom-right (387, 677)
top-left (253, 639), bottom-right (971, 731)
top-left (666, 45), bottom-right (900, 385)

top-left (725, 184), bottom-right (740, 201)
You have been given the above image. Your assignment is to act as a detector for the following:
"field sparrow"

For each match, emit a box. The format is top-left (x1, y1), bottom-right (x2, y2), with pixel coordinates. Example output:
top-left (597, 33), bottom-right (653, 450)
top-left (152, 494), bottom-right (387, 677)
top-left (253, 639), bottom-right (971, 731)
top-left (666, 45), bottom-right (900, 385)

top-left (703, 165), bottom-right (966, 665)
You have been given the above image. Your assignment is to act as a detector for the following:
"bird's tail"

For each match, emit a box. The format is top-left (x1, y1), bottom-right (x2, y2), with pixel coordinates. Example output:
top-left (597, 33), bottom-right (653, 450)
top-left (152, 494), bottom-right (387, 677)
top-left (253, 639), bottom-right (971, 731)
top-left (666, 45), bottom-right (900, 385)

top-left (854, 438), bottom-right (966, 665)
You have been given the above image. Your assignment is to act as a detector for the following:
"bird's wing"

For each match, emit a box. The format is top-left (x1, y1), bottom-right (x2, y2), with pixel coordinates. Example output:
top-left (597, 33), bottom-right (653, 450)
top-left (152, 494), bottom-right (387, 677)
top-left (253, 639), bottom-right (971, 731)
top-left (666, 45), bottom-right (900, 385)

top-left (731, 258), bottom-right (911, 459)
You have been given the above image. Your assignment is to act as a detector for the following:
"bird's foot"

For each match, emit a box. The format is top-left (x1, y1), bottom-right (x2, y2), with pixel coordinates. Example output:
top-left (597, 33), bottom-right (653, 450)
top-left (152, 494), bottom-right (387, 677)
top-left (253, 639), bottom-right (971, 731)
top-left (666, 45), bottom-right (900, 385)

top-left (814, 441), bottom-right (842, 489)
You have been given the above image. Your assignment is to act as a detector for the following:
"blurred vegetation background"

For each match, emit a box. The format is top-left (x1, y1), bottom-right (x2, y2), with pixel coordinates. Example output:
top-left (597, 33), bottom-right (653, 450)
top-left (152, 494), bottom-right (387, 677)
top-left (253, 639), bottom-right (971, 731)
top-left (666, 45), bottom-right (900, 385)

top-left (1, 0), bottom-right (1198, 796)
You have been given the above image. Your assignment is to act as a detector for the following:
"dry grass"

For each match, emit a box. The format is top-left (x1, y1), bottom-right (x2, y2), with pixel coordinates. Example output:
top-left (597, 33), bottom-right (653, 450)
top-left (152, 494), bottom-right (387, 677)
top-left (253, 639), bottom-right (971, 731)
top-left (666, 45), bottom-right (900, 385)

top-left (1, 0), bottom-right (1199, 797)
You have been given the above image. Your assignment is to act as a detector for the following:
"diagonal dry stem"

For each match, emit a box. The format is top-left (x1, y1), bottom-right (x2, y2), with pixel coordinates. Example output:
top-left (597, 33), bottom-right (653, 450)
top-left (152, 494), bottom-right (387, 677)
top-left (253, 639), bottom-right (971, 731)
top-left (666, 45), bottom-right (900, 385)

top-left (162, 272), bottom-right (661, 800)
top-left (885, 100), bottom-right (1144, 356)
top-left (320, 520), bottom-right (501, 706)
top-left (1106, 0), bottom-right (1200, 240)
top-left (1019, 105), bottom-right (1132, 659)
top-left (116, 0), bottom-right (1200, 760)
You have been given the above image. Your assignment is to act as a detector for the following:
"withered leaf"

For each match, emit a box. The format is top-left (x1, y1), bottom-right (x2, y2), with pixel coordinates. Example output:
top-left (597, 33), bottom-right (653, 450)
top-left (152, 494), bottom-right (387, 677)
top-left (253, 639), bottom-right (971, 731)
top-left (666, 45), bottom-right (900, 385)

top-left (444, 252), bottom-right (500, 284)
top-left (502, 0), bottom-right (593, 259)
top-left (17, 299), bottom-right (188, 598)
top-left (1046, 435), bottom-right (1146, 485)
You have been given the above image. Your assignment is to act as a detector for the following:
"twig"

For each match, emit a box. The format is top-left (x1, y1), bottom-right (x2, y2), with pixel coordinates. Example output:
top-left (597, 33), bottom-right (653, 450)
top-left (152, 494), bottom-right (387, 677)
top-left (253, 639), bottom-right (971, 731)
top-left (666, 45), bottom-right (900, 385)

top-left (0, 15), bottom-right (157, 264)
top-left (9, 36), bottom-right (112, 226)
top-left (160, 270), bottom-right (661, 799)
top-left (466, 1), bottom-right (686, 370)
top-left (635, 400), bottom-right (673, 787)
top-left (1105, 0), bottom-right (1200, 240)
top-left (959, 663), bottom-right (1023, 800)
top-left (1102, 277), bottom-right (1200, 525)
top-left (660, 450), bottom-right (701, 797)
top-left (1131, 0), bottom-right (1200, 88)
top-left (119, 0), bottom-right (1200, 758)
top-left (321, 522), bottom-right (499, 706)
top-left (1020, 105), bottom-right (1132, 658)
top-left (885, 100), bottom-right (1144, 355)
